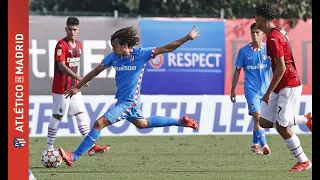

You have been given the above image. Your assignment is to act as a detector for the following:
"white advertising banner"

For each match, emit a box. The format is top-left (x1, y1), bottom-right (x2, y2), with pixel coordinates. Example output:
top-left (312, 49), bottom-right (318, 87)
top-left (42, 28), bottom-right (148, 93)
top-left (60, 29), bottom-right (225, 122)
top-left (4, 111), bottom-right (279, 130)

top-left (29, 95), bottom-right (312, 137)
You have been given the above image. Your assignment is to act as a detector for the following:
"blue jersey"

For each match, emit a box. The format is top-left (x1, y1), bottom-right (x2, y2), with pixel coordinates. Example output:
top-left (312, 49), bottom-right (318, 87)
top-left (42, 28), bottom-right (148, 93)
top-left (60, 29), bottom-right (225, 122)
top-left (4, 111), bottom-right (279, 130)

top-left (235, 43), bottom-right (271, 96)
top-left (101, 47), bottom-right (155, 103)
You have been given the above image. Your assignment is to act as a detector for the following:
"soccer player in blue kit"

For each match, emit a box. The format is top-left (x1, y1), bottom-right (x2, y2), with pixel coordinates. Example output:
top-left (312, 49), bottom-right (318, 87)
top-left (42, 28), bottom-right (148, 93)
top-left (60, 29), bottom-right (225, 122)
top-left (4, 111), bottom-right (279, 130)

top-left (230, 23), bottom-right (272, 155)
top-left (59, 26), bottom-right (200, 166)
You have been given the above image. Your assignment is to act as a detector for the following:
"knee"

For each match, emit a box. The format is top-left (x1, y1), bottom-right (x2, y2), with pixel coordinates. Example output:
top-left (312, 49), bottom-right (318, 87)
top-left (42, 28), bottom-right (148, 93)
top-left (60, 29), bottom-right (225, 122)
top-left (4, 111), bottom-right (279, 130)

top-left (133, 119), bottom-right (148, 129)
top-left (93, 116), bottom-right (111, 130)
top-left (275, 123), bottom-right (293, 138)
top-left (259, 118), bottom-right (273, 128)
top-left (252, 112), bottom-right (260, 122)
top-left (53, 114), bottom-right (63, 120)
top-left (275, 123), bottom-right (289, 133)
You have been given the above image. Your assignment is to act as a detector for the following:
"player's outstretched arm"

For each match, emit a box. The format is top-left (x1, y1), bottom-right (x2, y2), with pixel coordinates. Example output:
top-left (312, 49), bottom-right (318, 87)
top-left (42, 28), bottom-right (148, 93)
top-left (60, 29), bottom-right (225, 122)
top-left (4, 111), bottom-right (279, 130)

top-left (75, 64), bottom-right (105, 89)
top-left (153, 26), bottom-right (200, 57)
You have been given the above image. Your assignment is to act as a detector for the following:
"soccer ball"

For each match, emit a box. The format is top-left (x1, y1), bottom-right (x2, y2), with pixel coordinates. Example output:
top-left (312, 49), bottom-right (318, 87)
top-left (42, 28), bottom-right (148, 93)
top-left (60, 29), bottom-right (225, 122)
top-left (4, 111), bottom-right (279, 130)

top-left (41, 149), bottom-right (62, 168)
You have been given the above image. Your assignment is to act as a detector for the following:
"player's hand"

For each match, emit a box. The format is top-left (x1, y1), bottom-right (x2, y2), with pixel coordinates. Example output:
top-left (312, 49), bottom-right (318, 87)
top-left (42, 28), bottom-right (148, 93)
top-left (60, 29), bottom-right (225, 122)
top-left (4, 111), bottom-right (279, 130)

top-left (65, 86), bottom-right (80, 99)
top-left (230, 91), bottom-right (236, 103)
top-left (262, 92), bottom-right (271, 105)
top-left (188, 26), bottom-right (200, 40)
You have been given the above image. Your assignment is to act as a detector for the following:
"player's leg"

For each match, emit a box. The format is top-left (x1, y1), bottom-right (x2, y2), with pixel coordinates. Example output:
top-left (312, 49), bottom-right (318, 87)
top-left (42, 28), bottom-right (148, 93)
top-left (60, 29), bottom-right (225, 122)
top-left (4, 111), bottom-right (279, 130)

top-left (131, 116), bottom-right (198, 130)
top-left (69, 92), bottom-right (91, 137)
top-left (260, 106), bottom-right (311, 131)
top-left (68, 92), bottom-right (110, 155)
top-left (46, 93), bottom-right (70, 150)
top-left (246, 101), bottom-right (260, 153)
top-left (59, 101), bottom-right (126, 166)
top-left (59, 115), bottom-right (111, 166)
top-left (255, 99), bottom-right (270, 152)
top-left (126, 102), bottom-right (198, 130)
top-left (246, 93), bottom-right (264, 154)
top-left (288, 113), bottom-right (312, 132)
top-left (259, 91), bottom-right (311, 124)
top-left (259, 92), bottom-right (279, 155)
top-left (264, 113), bottom-right (312, 130)
top-left (275, 86), bottom-right (311, 171)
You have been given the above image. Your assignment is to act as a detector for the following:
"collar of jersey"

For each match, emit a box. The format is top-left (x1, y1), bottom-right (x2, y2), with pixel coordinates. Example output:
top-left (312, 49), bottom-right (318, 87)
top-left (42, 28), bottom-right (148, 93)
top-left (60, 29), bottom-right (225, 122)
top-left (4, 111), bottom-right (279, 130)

top-left (119, 48), bottom-right (134, 59)
top-left (249, 43), bottom-right (264, 51)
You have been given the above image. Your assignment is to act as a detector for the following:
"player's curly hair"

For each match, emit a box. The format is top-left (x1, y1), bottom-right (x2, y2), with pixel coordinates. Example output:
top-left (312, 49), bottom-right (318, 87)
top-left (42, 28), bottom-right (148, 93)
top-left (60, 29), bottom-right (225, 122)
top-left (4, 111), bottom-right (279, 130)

top-left (111, 26), bottom-right (140, 48)
top-left (255, 3), bottom-right (277, 21)
top-left (66, 16), bottom-right (80, 26)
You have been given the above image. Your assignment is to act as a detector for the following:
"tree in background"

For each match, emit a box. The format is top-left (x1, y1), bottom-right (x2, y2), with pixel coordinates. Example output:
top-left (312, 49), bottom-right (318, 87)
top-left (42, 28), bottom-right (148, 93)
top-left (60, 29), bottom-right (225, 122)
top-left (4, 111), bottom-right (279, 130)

top-left (29, 0), bottom-right (312, 24)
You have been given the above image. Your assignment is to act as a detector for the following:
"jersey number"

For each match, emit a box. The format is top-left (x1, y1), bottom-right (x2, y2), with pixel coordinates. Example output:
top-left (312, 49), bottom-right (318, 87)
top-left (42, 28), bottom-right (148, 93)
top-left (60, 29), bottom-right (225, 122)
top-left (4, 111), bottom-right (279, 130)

top-left (278, 106), bottom-right (282, 114)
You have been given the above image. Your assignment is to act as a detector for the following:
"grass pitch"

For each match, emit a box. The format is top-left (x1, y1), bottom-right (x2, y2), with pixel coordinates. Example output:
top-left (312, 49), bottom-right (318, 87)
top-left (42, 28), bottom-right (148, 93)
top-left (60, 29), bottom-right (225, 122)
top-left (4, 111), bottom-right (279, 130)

top-left (30, 135), bottom-right (312, 180)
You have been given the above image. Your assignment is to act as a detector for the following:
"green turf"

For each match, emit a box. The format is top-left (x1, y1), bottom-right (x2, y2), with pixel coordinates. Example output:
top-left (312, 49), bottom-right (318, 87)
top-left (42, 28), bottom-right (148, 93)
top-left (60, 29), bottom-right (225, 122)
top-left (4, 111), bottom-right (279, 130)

top-left (30, 135), bottom-right (312, 180)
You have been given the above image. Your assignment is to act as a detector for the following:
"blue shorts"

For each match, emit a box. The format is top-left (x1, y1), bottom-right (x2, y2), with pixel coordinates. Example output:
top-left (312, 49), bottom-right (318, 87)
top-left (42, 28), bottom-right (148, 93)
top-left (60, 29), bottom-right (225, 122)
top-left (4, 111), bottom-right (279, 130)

top-left (245, 90), bottom-right (263, 115)
top-left (104, 100), bottom-right (144, 124)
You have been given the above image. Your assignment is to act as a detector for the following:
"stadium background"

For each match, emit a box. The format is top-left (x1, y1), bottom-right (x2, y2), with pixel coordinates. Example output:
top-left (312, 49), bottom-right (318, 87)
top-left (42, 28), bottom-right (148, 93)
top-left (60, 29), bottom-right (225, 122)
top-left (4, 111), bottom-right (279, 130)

top-left (28, 0), bottom-right (312, 137)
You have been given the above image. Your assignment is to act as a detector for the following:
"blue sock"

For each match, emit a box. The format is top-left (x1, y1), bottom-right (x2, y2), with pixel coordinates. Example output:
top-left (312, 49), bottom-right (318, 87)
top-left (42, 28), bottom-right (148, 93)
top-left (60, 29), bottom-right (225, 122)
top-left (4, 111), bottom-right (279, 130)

top-left (256, 129), bottom-right (267, 147)
top-left (73, 128), bottom-right (101, 161)
top-left (147, 116), bottom-right (182, 128)
top-left (252, 130), bottom-right (258, 145)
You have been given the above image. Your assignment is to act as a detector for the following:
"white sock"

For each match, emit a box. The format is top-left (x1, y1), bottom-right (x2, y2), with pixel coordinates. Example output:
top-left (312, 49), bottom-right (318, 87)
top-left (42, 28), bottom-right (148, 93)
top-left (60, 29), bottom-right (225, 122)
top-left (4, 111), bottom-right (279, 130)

top-left (288, 115), bottom-right (308, 127)
top-left (75, 113), bottom-right (90, 138)
top-left (285, 134), bottom-right (308, 163)
top-left (47, 117), bottom-right (60, 149)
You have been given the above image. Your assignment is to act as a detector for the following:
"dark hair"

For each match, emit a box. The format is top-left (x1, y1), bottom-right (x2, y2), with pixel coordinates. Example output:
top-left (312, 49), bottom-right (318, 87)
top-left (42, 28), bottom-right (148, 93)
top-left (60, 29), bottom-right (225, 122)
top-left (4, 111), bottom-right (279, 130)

top-left (250, 23), bottom-right (257, 30)
top-left (255, 3), bottom-right (277, 21)
top-left (66, 16), bottom-right (80, 26)
top-left (111, 26), bottom-right (140, 48)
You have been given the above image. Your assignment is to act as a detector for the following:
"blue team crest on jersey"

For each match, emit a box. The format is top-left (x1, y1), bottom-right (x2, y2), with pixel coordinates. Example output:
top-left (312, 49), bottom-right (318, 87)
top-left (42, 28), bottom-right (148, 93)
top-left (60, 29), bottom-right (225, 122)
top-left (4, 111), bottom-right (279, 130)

top-left (262, 54), bottom-right (268, 60)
